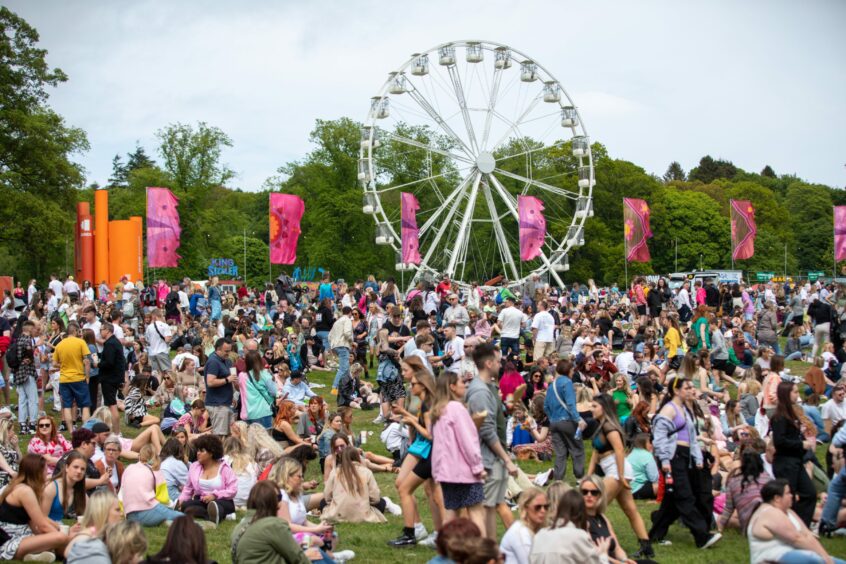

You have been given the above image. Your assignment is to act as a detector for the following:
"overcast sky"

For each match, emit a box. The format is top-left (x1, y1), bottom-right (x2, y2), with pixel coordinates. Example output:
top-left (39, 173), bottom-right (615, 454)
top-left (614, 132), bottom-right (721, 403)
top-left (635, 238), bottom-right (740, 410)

top-left (8, 0), bottom-right (846, 191)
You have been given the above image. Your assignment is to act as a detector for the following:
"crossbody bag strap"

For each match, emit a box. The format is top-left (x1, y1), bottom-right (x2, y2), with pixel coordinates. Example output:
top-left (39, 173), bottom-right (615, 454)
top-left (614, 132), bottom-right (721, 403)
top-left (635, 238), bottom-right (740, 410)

top-left (551, 378), bottom-right (574, 420)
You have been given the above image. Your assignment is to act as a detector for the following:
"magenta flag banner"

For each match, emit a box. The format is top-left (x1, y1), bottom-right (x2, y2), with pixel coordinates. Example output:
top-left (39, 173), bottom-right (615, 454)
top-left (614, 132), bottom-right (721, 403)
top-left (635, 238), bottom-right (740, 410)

top-left (730, 199), bottom-right (757, 260)
top-left (269, 193), bottom-right (305, 265)
top-left (146, 187), bottom-right (182, 268)
top-left (401, 192), bottom-right (421, 265)
top-left (518, 195), bottom-right (546, 261)
top-left (623, 197), bottom-right (652, 262)
top-left (835, 206), bottom-right (846, 261)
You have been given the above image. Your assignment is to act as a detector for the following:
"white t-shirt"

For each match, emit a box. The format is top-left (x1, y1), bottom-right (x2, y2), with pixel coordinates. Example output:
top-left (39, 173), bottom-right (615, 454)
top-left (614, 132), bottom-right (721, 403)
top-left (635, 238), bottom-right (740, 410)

top-left (178, 290), bottom-right (190, 309)
top-left (83, 320), bottom-right (103, 352)
top-left (822, 399), bottom-right (846, 427)
top-left (499, 306), bottom-right (526, 339)
top-left (615, 351), bottom-right (634, 376)
top-left (112, 324), bottom-right (125, 343)
top-left (443, 336), bottom-right (465, 373)
top-left (280, 490), bottom-right (308, 526)
top-left (500, 520), bottom-right (533, 564)
top-left (822, 351), bottom-right (837, 372)
top-left (49, 280), bottom-right (64, 300)
top-left (145, 320), bottom-right (172, 356)
top-left (531, 310), bottom-right (555, 343)
top-left (63, 280), bottom-right (80, 295)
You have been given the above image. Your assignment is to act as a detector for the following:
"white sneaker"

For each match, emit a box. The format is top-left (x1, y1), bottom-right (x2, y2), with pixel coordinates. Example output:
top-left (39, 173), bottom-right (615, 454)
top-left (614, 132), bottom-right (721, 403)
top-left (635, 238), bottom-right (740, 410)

top-left (226, 513), bottom-right (236, 521)
top-left (414, 523), bottom-right (428, 541)
top-left (419, 532), bottom-right (438, 548)
top-left (333, 549), bottom-right (356, 562)
top-left (383, 497), bottom-right (402, 516)
top-left (23, 553), bottom-right (56, 562)
top-left (701, 533), bottom-right (722, 549)
top-left (372, 414), bottom-right (386, 424)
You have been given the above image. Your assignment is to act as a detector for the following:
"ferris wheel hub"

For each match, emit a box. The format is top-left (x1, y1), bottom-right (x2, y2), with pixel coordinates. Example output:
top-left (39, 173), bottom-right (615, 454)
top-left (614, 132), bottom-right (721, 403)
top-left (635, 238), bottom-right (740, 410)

top-left (475, 151), bottom-right (496, 174)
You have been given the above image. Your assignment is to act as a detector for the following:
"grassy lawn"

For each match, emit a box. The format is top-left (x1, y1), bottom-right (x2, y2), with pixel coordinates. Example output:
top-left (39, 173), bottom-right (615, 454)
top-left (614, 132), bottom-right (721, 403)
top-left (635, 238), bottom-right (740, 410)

top-left (21, 358), bottom-right (846, 563)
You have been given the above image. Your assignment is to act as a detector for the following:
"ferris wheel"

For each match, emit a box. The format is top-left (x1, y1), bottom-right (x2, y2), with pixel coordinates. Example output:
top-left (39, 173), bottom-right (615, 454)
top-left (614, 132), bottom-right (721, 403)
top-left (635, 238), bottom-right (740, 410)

top-left (359, 40), bottom-right (594, 290)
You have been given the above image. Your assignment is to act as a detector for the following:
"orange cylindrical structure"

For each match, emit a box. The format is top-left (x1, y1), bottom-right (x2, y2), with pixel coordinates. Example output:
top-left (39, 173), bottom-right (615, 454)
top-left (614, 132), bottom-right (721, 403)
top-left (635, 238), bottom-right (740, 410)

top-left (94, 190), bottom-right (110, 285)
top-left (79, 214), bottom-right (94, 285)
top-left (74, 202), bottom-right (87, 282)
top-left (129, 216), bottom-right (143, 284)
top-left (108, 220), bottom-right (139, 287)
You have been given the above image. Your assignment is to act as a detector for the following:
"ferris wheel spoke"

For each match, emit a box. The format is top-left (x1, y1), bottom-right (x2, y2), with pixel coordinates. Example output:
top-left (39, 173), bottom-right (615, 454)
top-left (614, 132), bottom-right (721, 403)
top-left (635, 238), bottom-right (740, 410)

top-left (418, 170), bottom-right (475, 237)
top-left (490, 95), bottom-right (542, 151)
top-left (482, 181), bottom-right (520, 281)
top-left (383, 131), bottom-right (474, 165)
top-left (496, 139), bottom-right (569, 163)
top-left (445, 64), bottom-right (479, 154)
top-left (492, 168), bottom-right (580, 201)
top-left (481, 66), bottom-right (504, 150)
top-left (406, 86), bottom-right (474, 158)
top-left (485, 173), bottom-right (566, 288)
top-left (419, 172), bottom-right (479, 272)
top-left (445, 173), bottom-right (482, 277)
top-left (376, 171), bottom-right (454, 195)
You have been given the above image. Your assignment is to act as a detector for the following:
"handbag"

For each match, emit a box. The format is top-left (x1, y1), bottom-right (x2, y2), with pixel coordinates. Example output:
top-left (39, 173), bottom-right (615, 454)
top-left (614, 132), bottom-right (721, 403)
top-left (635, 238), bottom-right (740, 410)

top-left (148, 466), bottom-right (170, 505)
top-left (407, 435), bottom-right (432, 459)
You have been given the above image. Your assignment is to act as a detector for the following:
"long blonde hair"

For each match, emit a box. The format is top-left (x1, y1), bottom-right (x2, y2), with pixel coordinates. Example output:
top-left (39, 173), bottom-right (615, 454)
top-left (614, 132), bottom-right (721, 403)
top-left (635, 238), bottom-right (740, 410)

top-left (81, 490), bottom-right (118, 531)
top-left (223, 436), bottom-right (251, 474)
top-left (91, 406), bottom-right (114, 430)
top-left (246, 424), bottom-right (283, 460)
top-left (270, 457), bottom-right (303, 496)
top-left (104, 521), bottom-right (147, 564)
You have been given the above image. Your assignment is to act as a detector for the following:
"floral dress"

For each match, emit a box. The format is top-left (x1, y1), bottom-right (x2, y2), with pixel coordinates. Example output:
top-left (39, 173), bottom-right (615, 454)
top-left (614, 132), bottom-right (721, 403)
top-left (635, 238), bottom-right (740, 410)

top-left (0, 443), bottom-right (20, 488)
top-left (27, 435), bottom-right (72, 477)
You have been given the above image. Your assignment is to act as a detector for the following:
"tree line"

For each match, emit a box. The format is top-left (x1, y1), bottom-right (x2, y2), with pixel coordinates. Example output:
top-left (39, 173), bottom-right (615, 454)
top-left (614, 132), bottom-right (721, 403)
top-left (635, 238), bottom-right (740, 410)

top-left (2, 7), bottom-right (843, 286)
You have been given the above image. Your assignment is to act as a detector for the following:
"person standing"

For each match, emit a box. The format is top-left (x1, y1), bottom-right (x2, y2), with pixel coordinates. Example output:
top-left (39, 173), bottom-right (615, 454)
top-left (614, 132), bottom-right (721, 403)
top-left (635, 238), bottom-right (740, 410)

top-left (531, 301), bottom-right (555, 361)
top-left (329, 306), bottom-right (353, 395)
top-left (12, 320), bottom-right (39, 434)
top-left (676, 281), bottom-right (693, 323)
top-left (443, 294), bottom-right (470, 335)
top-left (496, 296), bottom-right (525, 360)
top-left (770, 381), bottom-right (817, 526)
top-left (52, 322), bottom-right (92, 432)
top-left (98, 323), bottom-right (126, 436)
top-left (208, 276), bottom-right (222, 322)
top-left (144, 309), bottom-right (172, 375)
top-left (204, 338), bottom-right (236, 437)
top-left (544, 359), bottom-right (586, 481)
top-left (466, 342), bottom-right (519, 540)
top-left (648, 377), bottom-right (721, 549)
top-left (441, 323), bottom-right (464, 375)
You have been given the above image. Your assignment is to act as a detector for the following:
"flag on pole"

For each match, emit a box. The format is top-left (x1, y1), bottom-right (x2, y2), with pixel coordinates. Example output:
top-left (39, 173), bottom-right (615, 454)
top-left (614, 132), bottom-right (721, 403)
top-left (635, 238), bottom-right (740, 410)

top-left (400, 192), bottom-right (421, 265)
top-left (835, 206), bottom-right (846, 261)
top-left (269, 193), bottom-right (305, 265)
top-left (730, 199), bottom-right (757, 260)
top-left (518, 195), bottom-right (546, 261)
top-left (146, 187), bottom-right (182, 268)
top-left (623, 197), bottom-right (652, 262)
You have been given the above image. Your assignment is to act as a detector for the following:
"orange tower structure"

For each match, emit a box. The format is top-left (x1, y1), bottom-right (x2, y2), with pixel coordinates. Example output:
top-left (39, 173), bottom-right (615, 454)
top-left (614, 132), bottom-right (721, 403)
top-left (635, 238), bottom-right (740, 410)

top-left (108, 220), bottom-right (139, 287)
top-left (94, 190), bottom-right (110, 285)
top-left (129, 216), bottom-right (144, 283)
top-left (75, 203), bottom-right (94, 284)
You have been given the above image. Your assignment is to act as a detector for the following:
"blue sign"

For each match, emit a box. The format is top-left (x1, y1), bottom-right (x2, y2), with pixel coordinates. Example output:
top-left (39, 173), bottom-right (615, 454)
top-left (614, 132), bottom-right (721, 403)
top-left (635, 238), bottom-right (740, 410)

top-left (208, 258), bottom-right (238, 278)
top-left (292, 266), bottom-right (326, 282)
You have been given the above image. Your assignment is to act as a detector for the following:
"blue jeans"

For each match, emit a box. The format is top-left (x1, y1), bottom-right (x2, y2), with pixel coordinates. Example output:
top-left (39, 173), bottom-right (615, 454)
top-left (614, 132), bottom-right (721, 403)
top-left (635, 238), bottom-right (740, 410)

top-left (822, 465), bottom-right (846, 527)
top-left (127, 503), bottom-right (184, 526)
top-left (316, 331), bottom-right (330, 353)
top-left (247, 415), bottom-right (273, 429)
top-left (501, 337), bottom-right (520, 360)
top-left (333, 347), bottom-right (350, 389)
top-left (17, 376), bottom-right (38, 424)
top-left (777, 549), bottom-right (845, 564)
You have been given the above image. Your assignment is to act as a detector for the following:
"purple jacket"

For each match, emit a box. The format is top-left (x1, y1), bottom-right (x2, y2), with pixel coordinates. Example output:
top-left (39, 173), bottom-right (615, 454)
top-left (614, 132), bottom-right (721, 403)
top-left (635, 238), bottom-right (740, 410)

top-left (432, 401), bottom-right (484, 484)
top-left (177, 459), bottom-right (238, 503)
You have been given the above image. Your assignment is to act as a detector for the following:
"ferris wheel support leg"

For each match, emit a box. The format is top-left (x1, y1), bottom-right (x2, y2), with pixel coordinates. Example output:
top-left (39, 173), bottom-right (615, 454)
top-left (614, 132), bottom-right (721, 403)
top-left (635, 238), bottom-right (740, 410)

top-left (445, 173), bottom-right (482, 278)
top-left (486, 173), bottom-right (566, 290)
top-left (482, 182), bottom-right (520, 282)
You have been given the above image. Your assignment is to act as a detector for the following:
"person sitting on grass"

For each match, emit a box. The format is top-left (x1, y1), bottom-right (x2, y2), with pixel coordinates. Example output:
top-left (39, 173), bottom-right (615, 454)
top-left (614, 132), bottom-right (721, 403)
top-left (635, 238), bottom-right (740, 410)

top-left (52, 428), bottom-right (110, 495)
top-left (176, 434), bottom-right (237, 526)
top-left (123, 373), bottom-right (160, 428)
top-left (89, 406), bottom-right (166, 461)
top-left (64, 489), bottom-right (123, 560)
top-left (145, 515), bottom-right (209, 564)
top-left (41, 450), bottom-right (87, 522)
top-left (122, 445), bottom-right (184, 527)
top-left (322, 446), bottom-right (399, 523)
top-left (273, 400), bottom-right (317, 453)
top-left (67, 520), bottom-right (148, 564)
top-left (231, 481), bottom-right (324, 564)
top-left (176, 399), bottom-right (212, 443)
top-left (223, 437), bottom-right (258, 510)
top-left (0, 454), bottom-right (73, 562)
top-left (27, 415), bottom-right (71, 478)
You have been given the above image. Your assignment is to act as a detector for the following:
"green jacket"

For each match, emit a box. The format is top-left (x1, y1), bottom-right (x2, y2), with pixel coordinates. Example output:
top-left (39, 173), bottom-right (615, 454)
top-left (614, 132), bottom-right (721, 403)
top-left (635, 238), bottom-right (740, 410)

top-left (231, 514), bottom-right (310, 564)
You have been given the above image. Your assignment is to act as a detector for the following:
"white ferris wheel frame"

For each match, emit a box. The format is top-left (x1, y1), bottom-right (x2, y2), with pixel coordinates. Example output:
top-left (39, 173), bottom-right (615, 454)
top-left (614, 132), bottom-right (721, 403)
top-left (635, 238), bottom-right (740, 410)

top-left (360, 39), bottom-right (595, 291)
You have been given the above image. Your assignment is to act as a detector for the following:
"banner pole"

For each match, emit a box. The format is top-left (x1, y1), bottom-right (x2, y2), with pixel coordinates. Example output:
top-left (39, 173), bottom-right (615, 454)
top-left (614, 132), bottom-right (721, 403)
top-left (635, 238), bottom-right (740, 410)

top-left (834, 205), bottom-right (837, 281)
top-left (623, 228), bottom-right (628, 291)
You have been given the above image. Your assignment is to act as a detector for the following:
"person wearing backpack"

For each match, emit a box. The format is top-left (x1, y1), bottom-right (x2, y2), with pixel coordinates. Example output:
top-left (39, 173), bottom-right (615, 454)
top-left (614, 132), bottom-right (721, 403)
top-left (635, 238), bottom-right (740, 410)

top-left (10, 320), bottom-right (38, 434)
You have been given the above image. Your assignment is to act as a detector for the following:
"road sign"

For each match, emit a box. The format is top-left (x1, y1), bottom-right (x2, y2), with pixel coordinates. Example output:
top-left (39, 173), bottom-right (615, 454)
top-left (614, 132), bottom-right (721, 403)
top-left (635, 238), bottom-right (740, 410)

top-left (756, 272), bottom-right (775, 282)
top-left (808, 271), bottom-right (825, 282)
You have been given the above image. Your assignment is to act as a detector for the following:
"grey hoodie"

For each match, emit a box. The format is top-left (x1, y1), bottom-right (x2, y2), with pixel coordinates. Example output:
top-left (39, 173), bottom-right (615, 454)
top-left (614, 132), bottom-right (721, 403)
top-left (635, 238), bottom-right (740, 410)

top-left (66, 537), bottom-right (111, 564)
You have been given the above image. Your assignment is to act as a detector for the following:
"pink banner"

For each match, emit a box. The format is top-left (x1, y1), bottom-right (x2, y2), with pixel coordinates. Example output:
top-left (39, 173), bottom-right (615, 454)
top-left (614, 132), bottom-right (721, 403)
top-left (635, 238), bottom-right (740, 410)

top-left (731, 199), bottom-right (757, 260)
top-left (146, 187), bottom-right (182, 268)
top-left (518, 195), bottom-right (546, 261)
top-left (836, 206), bottom-right (846, 261)
top-left (401, 192), bottom-right (421, 265)
top-left (270, 193), bottom-right (305, 265)
top-left (624, 197), bottom-right (652, 262)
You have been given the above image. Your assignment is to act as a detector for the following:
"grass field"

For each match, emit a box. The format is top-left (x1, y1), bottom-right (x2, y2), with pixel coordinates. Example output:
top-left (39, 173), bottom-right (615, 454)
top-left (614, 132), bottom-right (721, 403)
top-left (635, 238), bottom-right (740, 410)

top-left (20, 359), bottom-right (846, 563)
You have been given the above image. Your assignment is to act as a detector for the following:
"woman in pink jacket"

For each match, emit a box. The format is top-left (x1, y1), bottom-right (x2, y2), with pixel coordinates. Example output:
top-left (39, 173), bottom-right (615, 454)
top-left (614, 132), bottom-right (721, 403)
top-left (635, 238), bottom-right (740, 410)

top-left (431, 371), bottom-right (486, 531)
top-left (176, 434), bottom-right (237, 525)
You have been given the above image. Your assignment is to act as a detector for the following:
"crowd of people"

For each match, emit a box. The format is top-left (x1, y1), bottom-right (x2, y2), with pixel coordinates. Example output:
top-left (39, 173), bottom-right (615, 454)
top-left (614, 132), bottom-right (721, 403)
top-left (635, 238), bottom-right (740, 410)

top-left (0, 271), bottom-right (844, 563)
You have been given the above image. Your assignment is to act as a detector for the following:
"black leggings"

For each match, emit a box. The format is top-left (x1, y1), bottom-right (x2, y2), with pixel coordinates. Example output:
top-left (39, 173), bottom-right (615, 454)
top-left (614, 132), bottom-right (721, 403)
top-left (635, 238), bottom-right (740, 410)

top-left (772, 454), bottom-right (816, 526)
top-left (181, 497), bottom-right (235, 521)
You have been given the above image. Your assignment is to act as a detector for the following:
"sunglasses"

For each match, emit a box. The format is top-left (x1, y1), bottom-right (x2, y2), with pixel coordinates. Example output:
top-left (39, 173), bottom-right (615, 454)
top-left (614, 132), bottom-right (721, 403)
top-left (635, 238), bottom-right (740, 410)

top-left (38, 423), bottom-right (52, 429)
top-left (530, 503), bottom-right (550, 511)
top-left (580, 488), bottom-right (600, 497)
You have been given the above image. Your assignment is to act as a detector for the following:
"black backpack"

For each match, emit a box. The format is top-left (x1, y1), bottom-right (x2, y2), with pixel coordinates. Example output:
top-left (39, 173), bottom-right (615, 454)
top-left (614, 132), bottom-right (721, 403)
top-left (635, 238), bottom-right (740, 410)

top-left (5, 336), bottom-right (23, 371)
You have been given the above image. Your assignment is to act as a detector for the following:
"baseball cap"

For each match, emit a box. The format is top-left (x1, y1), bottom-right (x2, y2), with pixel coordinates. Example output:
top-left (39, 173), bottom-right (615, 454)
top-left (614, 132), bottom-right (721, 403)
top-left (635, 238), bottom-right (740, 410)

top-left (91, 422), bottom-right (111, 434)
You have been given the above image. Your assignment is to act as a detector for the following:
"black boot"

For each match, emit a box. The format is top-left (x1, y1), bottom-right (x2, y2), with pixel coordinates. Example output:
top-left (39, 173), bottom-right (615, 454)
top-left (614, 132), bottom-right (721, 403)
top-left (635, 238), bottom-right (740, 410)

top-left (387, 527), bottom-right (417, 547)
top-left (631, 538), bottom-right (654, 559)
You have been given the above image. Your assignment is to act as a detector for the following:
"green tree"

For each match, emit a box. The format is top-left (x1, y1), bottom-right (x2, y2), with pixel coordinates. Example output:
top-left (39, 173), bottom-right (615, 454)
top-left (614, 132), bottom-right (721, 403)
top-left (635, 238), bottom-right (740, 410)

top-left (688, 155), bottom-right (738, 184)
top-left (663, 161), bottom-right (686, 182)
top-left (0, 7), bottom-right (88, 279)
top-left (761, 165), bottom-right (776, 178)
top-left (156, 122), bottom-right (233, 192)
top-left (785, 182), bottom-right (833, 271)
